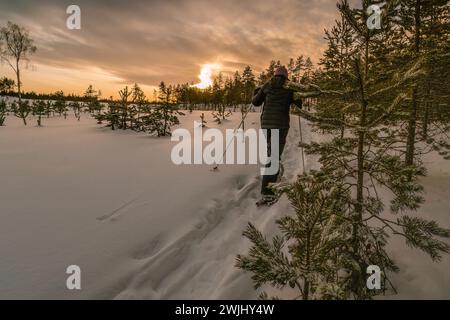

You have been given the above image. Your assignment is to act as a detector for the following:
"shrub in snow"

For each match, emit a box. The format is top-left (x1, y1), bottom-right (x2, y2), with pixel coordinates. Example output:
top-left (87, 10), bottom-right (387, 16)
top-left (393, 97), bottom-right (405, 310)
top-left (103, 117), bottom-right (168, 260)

top-left (11, 100), bottom-right (30, 125)
top-left (87, 99), bottom-right (102, 115)
top-left (95, 102), bottom-right (121, 130)
top-left (94, 84), bottom-right (184, 136)
top-left (138, 104), bottom-right (183, 137)
top-left (117, 86), bottom-right (132, 130)
top-left (44, 101), bottom-right (53, 118)
top-left (53, 91), bottom-right (68, 118)
top-left (32, 100), bottom-right (46, 127)
top-left (0, 77), bottom-right (15, 94)
top-left (212, 109), bottom-right (231, 124)
top-left (200, 113), bottom-right (206, 127)
top-left (69, 101), bottom-right (82, 121)
top-left (133, 81), bottom-right (184, 136)
top-left (240, 105), bottom-right (250, 131)
top-left (96, 86), bottom-right (140, 131)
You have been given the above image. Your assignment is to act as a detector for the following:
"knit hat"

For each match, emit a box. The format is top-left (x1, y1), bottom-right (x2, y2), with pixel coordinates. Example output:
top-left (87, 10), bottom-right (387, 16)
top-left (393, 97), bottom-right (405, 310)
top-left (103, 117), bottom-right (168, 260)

top-left (274, 66), bottom-right (288, 78)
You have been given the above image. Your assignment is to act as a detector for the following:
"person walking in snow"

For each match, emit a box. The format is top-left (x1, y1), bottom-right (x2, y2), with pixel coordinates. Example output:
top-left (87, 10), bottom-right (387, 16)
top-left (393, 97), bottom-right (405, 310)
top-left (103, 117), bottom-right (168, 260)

top-left (252, 66), bottom-right (303, 206)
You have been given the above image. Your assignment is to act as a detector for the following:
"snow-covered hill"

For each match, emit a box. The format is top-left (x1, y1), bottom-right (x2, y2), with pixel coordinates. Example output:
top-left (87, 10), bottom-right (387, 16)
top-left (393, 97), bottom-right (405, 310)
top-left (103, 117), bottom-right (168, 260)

top-left (0, 111), bottom-right (448, 299)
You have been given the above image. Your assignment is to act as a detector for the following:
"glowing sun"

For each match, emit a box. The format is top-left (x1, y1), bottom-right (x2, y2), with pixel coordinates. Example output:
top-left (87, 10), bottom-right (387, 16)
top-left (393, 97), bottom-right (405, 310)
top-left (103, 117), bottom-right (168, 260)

top-left (194, 63), bottom-right (221, 89)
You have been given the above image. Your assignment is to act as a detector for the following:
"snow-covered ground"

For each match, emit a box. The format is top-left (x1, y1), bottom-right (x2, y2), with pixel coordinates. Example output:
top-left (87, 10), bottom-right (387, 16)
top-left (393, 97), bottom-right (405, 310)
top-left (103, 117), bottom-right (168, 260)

top-left (384, 149), bottom-right (450, 299)
top-left (0, 110), bottom-right (449, 299)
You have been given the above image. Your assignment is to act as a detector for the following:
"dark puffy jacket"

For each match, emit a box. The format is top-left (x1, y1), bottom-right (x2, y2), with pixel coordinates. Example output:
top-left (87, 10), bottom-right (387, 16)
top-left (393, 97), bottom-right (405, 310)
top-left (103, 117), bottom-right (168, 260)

top-left (252, 76), bottom-right (301, 129)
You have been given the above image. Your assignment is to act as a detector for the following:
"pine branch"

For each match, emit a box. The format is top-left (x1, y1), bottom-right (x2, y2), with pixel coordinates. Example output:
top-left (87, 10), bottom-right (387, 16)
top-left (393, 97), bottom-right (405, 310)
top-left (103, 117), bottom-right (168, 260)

top-left (236, 223), bottom-right (296, 289)
top-left (399, 216), bottom-right (450, 261)
top-left (367, 93), bottom-right (407, 127)
top-left (297, 109), bottom-right (357, 129)
top-left (368, 58), bottom-right (426, 98)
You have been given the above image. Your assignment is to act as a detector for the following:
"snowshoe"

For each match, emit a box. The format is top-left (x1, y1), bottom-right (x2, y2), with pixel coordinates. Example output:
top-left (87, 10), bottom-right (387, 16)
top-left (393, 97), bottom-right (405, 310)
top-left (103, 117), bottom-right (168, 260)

top-left (256, 195), bottom-right (279, 207)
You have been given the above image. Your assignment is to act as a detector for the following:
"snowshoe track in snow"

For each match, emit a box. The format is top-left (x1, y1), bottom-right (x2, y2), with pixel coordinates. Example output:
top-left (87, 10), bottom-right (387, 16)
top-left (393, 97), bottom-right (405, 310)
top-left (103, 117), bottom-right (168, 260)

top-left (96, 196), bottom-right (149, 222)
top-left (115, 116), bottom-right (309, 299)
top-left (115, 176), bottom-right (261, 299)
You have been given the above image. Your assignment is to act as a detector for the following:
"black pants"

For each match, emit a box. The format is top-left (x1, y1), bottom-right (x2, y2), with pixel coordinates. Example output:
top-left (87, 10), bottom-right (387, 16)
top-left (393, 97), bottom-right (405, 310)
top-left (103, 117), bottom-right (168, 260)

top-left (261, 128), bottom-right (289, 195)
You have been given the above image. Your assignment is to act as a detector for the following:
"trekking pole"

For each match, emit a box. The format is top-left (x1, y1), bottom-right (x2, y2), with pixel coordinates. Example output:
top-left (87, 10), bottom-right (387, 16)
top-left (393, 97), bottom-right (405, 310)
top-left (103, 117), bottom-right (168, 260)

top-left (212, 105), bottom-right (252, 171)
top-left (298, 115), bottom-right (306, 175)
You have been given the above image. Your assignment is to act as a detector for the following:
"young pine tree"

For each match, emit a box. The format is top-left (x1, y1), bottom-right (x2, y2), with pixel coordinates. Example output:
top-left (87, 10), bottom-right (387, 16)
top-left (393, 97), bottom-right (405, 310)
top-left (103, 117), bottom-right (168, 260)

top-left (33, 100), bottom-right (46, 127)
top-left (95, 101), bottom-right (121, 130)
top-left (0, 77), bottom-right (15, 94)
top-left (118, 86), bottom-right (132, 130)
top-left (154, 82), bottom-right (183, 136)
top-left (138, 82), bottom-right (183, 137)
top-left (242, 66), bottom-right (256, 105)
top-left (293, 0), bottom-right (450, 298)
top-left (200, 113), bottom-right (207, 127)
top-left (387, 0), bottom-right (450, 165)
top-left (45, 100), bottom-right (53, 118)
top-left (84, 85), bottom-right (101, 115)
top-left (12, 100), bottom-right (30, 124)
top-left (237, 173), bottom-right (352, 300)
top-left (131, 83), bottom-right (147, 127)
top-left (53, 91), bottom-right (67, 118)
top-left (70, 101), bottom-right (82, 121)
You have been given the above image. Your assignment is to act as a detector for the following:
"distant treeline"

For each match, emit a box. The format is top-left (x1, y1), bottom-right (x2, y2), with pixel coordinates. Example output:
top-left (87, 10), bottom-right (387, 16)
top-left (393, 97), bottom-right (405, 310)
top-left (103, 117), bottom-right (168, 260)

top-left (0, 55), bottom-right (315, 108)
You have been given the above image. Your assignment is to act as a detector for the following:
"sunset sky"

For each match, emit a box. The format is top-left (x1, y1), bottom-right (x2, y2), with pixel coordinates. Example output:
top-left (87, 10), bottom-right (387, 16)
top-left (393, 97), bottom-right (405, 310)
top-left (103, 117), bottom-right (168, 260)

top-left (0, 0), bottom-right (347, 98)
